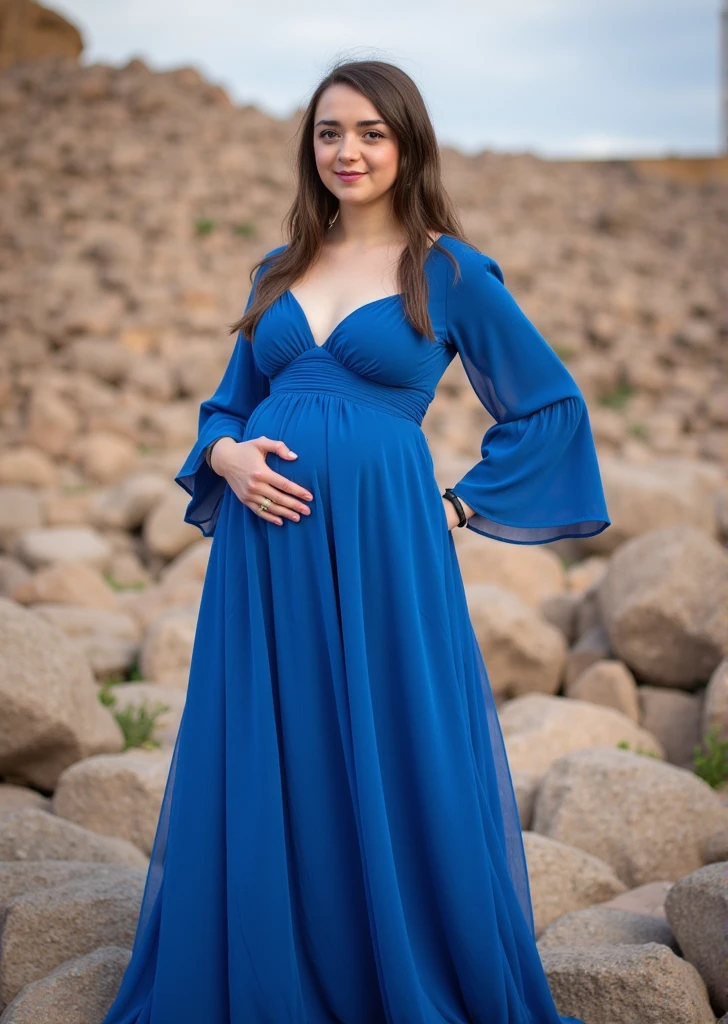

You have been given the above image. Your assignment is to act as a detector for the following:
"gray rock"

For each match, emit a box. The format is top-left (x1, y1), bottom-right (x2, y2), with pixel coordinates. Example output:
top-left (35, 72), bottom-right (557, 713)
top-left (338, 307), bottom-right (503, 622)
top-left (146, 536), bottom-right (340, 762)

top-left (541, 941), bottom-right (715, 1024)
top-left (665, 861), bottom-right (728, 1014)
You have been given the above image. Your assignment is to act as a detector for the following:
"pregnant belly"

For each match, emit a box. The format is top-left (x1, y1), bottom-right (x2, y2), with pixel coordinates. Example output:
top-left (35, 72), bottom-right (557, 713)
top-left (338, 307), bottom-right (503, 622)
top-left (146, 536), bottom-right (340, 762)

top-left (243, 389), bottom-right (429, 488)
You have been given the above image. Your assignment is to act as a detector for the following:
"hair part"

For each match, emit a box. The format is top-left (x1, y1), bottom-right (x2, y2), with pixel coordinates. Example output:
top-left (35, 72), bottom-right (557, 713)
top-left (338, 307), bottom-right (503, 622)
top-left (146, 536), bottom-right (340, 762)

top-left (232, 58), bottom-right (471, 343)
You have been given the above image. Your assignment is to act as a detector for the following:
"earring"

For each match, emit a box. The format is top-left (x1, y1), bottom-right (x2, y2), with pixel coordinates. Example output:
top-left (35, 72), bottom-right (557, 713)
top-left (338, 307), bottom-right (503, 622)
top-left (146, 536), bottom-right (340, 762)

top-left (327, 207), bottom-right (339, 230)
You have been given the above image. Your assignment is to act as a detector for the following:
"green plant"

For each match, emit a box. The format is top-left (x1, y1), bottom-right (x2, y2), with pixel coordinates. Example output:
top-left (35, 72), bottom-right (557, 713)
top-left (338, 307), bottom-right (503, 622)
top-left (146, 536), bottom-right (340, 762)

top-left (693, 727), bottom-right (728, 788)
top-left (553, 345), bottom-right (575, 362)
top-left (232, 219), bottom-right (256, 237)
top-left (616, 739), bottom-right (659, 758)
top-left (597, 382), bottom-right (634, 410)
top-left (195, 218), bottom-right (216, 236)
top-left (627, 421), bottom-right (648, 440)
top-left (103, 571), bottom-right (147, 593)
top-left (97, 682), bottom-right (170, 750)
top-left (114, 699), bottom-right (171, 751)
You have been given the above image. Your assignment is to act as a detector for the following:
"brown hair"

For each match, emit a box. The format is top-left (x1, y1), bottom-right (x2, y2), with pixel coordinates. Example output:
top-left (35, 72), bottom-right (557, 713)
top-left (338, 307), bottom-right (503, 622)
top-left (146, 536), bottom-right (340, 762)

top-left (231, 58), bottom-right (469, 343)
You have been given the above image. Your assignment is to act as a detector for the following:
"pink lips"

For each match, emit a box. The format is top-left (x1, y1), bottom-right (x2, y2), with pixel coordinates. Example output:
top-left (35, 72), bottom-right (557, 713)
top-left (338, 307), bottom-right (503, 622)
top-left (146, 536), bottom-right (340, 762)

top-left (335, 172), bottom-right (365, 181)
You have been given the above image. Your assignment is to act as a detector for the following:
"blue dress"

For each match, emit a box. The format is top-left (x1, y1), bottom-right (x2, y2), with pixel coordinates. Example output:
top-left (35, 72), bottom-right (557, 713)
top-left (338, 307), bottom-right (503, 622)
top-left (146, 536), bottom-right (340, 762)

top-left (101, 233), bottom-right (609, 1024)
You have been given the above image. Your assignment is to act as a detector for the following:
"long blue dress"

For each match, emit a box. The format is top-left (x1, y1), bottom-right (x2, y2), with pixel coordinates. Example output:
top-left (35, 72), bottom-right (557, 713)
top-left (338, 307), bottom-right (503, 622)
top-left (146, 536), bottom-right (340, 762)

top-left (101, 233), bottom-right (610, 1024)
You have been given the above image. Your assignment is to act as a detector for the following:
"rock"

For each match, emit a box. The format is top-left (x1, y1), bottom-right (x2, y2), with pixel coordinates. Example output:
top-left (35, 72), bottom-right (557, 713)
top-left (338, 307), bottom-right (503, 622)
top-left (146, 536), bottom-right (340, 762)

top-left (158, 537), bottom-right (212, 587)
top-left (522, 831), bottom-right (626, 936)
top-left (665, 861), bottom-right (728, 1014)
top-left (0, 784), bottom-right (50, 819)
top-left (537, 906), bottom-right (677, 951)
top-left (498, 694), bottom-right (663, 776)
top-left (540, 942), bottom-right (715, 1024)
top-left (71, 431), bottom-right (137, 484)
top-left (703, 658), bottom-right (728, 740)
top-left (26, 388), bottom-right (79, 456)
top-left (0, 599), bottom-right (123, 789)
top-left (14, 526), bottom-right (112, 571)
top-left (539, 591), bottom-right (580, 646)
top-left (511, 770), bottom-right (540, 829)
top-left (31, 604), bottom-right (140, 679)
top-left (532, 746), bottom-right (728, 886)
top-left (139, 605), bottom-right (197, 683)
top-left (118, 578), bottom-right (202, 631)
top-left (465, 584), bottom-right (566, 700)
top-left (0, 865), bottom-right (145, 1009)
top-left (638, 685), bottom-right (704, 767)
top-left (599, 880), bottom-right (674, 919)
top-left (598, 524), bottom-right (728, 687)
top-left (0, 859), bottom-right (131, 906)
top-left (0, 808), bottom-right (147, 867)
top-left (0, 0), bottom-right (84, 73)
top-left (0, 447), bottom-right (56, 488)
top-left (10, 560), bottom-right (118, 610)
top-left (142, 486), bottom-right (200, 560)
top-left (585, 456), bottom-right (721, 554)
top-left (565, 659), bottom-right (640, 722)
top-left (90, 471), bottom-right (169, 530)
top-left (453, 532), bottom-right (566, 606)
top-left (563, 626), bottom-right (612, 687)
top-left (0, 945), bottom-right (130, 1024)
top-left (0, 556), bottom-right (31, 598)
top-left (52, 750), bottom-right (172, 855)
top-left (0, 487), bottom-right (43, 552)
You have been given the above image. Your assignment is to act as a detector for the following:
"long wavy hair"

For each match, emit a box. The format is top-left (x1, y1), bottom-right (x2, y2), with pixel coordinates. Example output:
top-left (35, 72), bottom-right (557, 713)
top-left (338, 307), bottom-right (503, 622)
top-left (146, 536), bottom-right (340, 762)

top-left (231, 59), bottom-right (470, 343)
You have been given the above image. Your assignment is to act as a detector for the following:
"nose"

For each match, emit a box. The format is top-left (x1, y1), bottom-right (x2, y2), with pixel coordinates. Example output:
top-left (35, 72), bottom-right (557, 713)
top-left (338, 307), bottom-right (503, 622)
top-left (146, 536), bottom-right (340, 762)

top-left (337, 133), bottom-right (361, 161)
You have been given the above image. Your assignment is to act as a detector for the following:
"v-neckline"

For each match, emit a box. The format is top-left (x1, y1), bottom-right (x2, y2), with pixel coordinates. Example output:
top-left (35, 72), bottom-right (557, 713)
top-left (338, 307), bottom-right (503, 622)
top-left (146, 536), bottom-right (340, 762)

top-left (286, 289), bottom-right (401, 350)
top-left (286, 235), bottom-right (446, 350)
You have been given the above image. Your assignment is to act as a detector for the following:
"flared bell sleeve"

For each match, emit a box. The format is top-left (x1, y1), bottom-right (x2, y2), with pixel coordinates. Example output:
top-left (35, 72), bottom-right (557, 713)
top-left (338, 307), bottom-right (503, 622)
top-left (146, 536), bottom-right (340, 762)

top-left (446, 252), bottom-right (611, 545)
top-left (174, 266), bottom-right (271, 537)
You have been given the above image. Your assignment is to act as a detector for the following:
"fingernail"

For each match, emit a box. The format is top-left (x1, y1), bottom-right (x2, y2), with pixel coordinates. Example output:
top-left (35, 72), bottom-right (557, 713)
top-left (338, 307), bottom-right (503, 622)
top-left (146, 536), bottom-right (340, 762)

top-left (289, 451), bottom-right (298, 458)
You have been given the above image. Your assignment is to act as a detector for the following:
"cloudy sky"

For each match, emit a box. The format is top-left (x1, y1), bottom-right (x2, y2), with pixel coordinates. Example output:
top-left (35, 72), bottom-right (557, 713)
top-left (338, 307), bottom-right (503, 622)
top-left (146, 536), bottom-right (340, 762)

top-left (55, 0), bottom-right (722, 158)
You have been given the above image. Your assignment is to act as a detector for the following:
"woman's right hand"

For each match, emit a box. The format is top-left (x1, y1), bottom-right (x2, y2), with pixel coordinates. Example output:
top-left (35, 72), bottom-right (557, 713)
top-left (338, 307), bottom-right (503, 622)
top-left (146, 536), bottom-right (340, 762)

top-left (210, 436), bottom-right (313, 526)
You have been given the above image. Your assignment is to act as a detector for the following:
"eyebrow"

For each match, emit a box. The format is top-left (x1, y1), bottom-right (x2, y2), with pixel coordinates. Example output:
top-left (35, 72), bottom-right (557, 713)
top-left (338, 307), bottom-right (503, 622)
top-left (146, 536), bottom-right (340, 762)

top-left (314, 119), bottom-right (387, 127)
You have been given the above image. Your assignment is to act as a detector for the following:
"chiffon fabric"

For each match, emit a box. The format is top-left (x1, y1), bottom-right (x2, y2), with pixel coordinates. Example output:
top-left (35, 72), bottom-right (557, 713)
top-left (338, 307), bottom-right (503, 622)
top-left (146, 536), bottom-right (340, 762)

top-left (101, 233), bottom-right (609, 1023)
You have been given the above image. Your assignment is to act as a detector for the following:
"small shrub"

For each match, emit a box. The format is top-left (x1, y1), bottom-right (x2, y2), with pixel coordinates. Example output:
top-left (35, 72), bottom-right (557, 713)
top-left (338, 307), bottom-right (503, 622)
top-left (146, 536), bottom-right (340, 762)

top-left (195, 218), bottom-right (216, 236)
top-left (97, 681), bottom-right (170, 751)
top-left (693, 727), bottom-right (728, 789)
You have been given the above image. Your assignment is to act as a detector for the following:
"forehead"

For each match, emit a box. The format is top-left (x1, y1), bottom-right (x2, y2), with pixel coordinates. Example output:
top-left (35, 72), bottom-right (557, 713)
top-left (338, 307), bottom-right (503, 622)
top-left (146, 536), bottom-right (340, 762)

top-left (314, 83), bottom-right (385, 124)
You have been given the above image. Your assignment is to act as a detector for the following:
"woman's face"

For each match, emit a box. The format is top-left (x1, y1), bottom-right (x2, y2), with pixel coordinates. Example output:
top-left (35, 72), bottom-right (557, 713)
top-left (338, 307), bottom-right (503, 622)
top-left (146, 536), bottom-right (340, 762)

top-left (312, 83), bottom-right (399, 210)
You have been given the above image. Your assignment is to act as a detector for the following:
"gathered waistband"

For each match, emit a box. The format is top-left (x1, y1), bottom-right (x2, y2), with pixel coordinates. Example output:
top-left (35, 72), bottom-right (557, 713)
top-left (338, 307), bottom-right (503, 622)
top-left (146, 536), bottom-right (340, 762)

top-left (269, 352), bottom-right (431, 425)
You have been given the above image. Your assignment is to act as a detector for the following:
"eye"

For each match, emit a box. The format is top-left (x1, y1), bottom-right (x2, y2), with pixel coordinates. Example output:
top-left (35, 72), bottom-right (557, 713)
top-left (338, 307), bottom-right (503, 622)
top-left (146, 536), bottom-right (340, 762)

top-left (317, 130), bottom-right (386, 141)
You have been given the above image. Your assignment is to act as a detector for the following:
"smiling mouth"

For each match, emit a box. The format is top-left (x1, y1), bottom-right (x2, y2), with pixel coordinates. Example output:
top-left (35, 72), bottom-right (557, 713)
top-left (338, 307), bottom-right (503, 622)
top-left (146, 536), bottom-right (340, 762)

top-left (335, 171), bottom-right (365, 177)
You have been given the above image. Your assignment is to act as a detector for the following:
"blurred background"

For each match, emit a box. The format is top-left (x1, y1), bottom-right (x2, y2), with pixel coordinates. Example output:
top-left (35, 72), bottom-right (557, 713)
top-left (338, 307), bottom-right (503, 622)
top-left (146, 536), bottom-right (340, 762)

top-left (0, 4), bottom-right (727, 1021)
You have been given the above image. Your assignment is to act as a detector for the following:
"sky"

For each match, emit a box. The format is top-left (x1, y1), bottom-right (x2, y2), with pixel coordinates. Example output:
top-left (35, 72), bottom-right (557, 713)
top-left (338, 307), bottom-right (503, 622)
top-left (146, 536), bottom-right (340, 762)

top-left (54, 0), bottom-right (723, 159)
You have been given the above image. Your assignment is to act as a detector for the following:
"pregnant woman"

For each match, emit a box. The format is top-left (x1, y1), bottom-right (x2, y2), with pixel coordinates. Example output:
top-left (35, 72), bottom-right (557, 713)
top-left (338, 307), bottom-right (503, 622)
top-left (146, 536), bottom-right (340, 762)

top-left (102, 58), bottom-right (610, 1023)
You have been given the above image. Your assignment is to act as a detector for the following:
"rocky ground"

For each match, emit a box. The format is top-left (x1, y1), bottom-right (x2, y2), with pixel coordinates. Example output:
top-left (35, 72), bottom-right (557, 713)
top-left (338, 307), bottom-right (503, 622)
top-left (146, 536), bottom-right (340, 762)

top-left (0, 39), bottom-right (727, 1024)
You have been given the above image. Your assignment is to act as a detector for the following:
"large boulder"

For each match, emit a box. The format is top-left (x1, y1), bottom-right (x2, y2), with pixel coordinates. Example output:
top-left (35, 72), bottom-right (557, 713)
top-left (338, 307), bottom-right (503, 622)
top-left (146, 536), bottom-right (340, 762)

top-left (0, 945), bottom-right (130, 1024)
top-left (597, 524), bottom-right (728, 687)
top-left (498, 694), bottom-right (663, 776)
top-left (537, 905), bottom-right (677, 952)
top-left (52, 750), bottom-right (172, 855)
top-left (665, 861), bottom-right (728, 1014)
top-left (532, 747), bottom-right (728, 886)
top-left (0, 865), bottom-right (144, 1010)
top-left (541, 942), bottom-right (715, 1024)
top-left (465, 584), bottom-right (567, 700)
top-left (0, 599), bottom-right (123, 789)
top-left (522, 831), bottom-right (626, 936)
top-left (0, 808), bottom-right (147, 867)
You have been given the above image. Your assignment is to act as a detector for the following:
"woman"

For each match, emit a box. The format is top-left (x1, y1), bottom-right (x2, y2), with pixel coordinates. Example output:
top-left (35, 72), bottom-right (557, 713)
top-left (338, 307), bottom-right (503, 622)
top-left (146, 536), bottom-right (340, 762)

top-left (102, 59), bottom-right (609, 1023)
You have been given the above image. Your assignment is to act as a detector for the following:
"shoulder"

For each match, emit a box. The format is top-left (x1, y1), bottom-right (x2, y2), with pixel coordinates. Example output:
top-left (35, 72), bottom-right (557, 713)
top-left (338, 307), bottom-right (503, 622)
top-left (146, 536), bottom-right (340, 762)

top-left (438, 234), bottom-right (504, 287)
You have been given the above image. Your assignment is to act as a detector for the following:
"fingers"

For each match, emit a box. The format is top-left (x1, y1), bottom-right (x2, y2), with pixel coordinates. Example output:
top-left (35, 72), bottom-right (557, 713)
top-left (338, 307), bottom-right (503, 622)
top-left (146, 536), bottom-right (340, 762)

top-left (248, 494), bottom-right (302, 526)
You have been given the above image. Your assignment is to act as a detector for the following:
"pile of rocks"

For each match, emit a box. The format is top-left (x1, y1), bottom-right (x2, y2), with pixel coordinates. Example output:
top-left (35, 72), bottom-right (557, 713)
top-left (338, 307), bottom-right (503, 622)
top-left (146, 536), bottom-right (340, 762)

top-left (0, 33), bottom-right (727, 1024)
